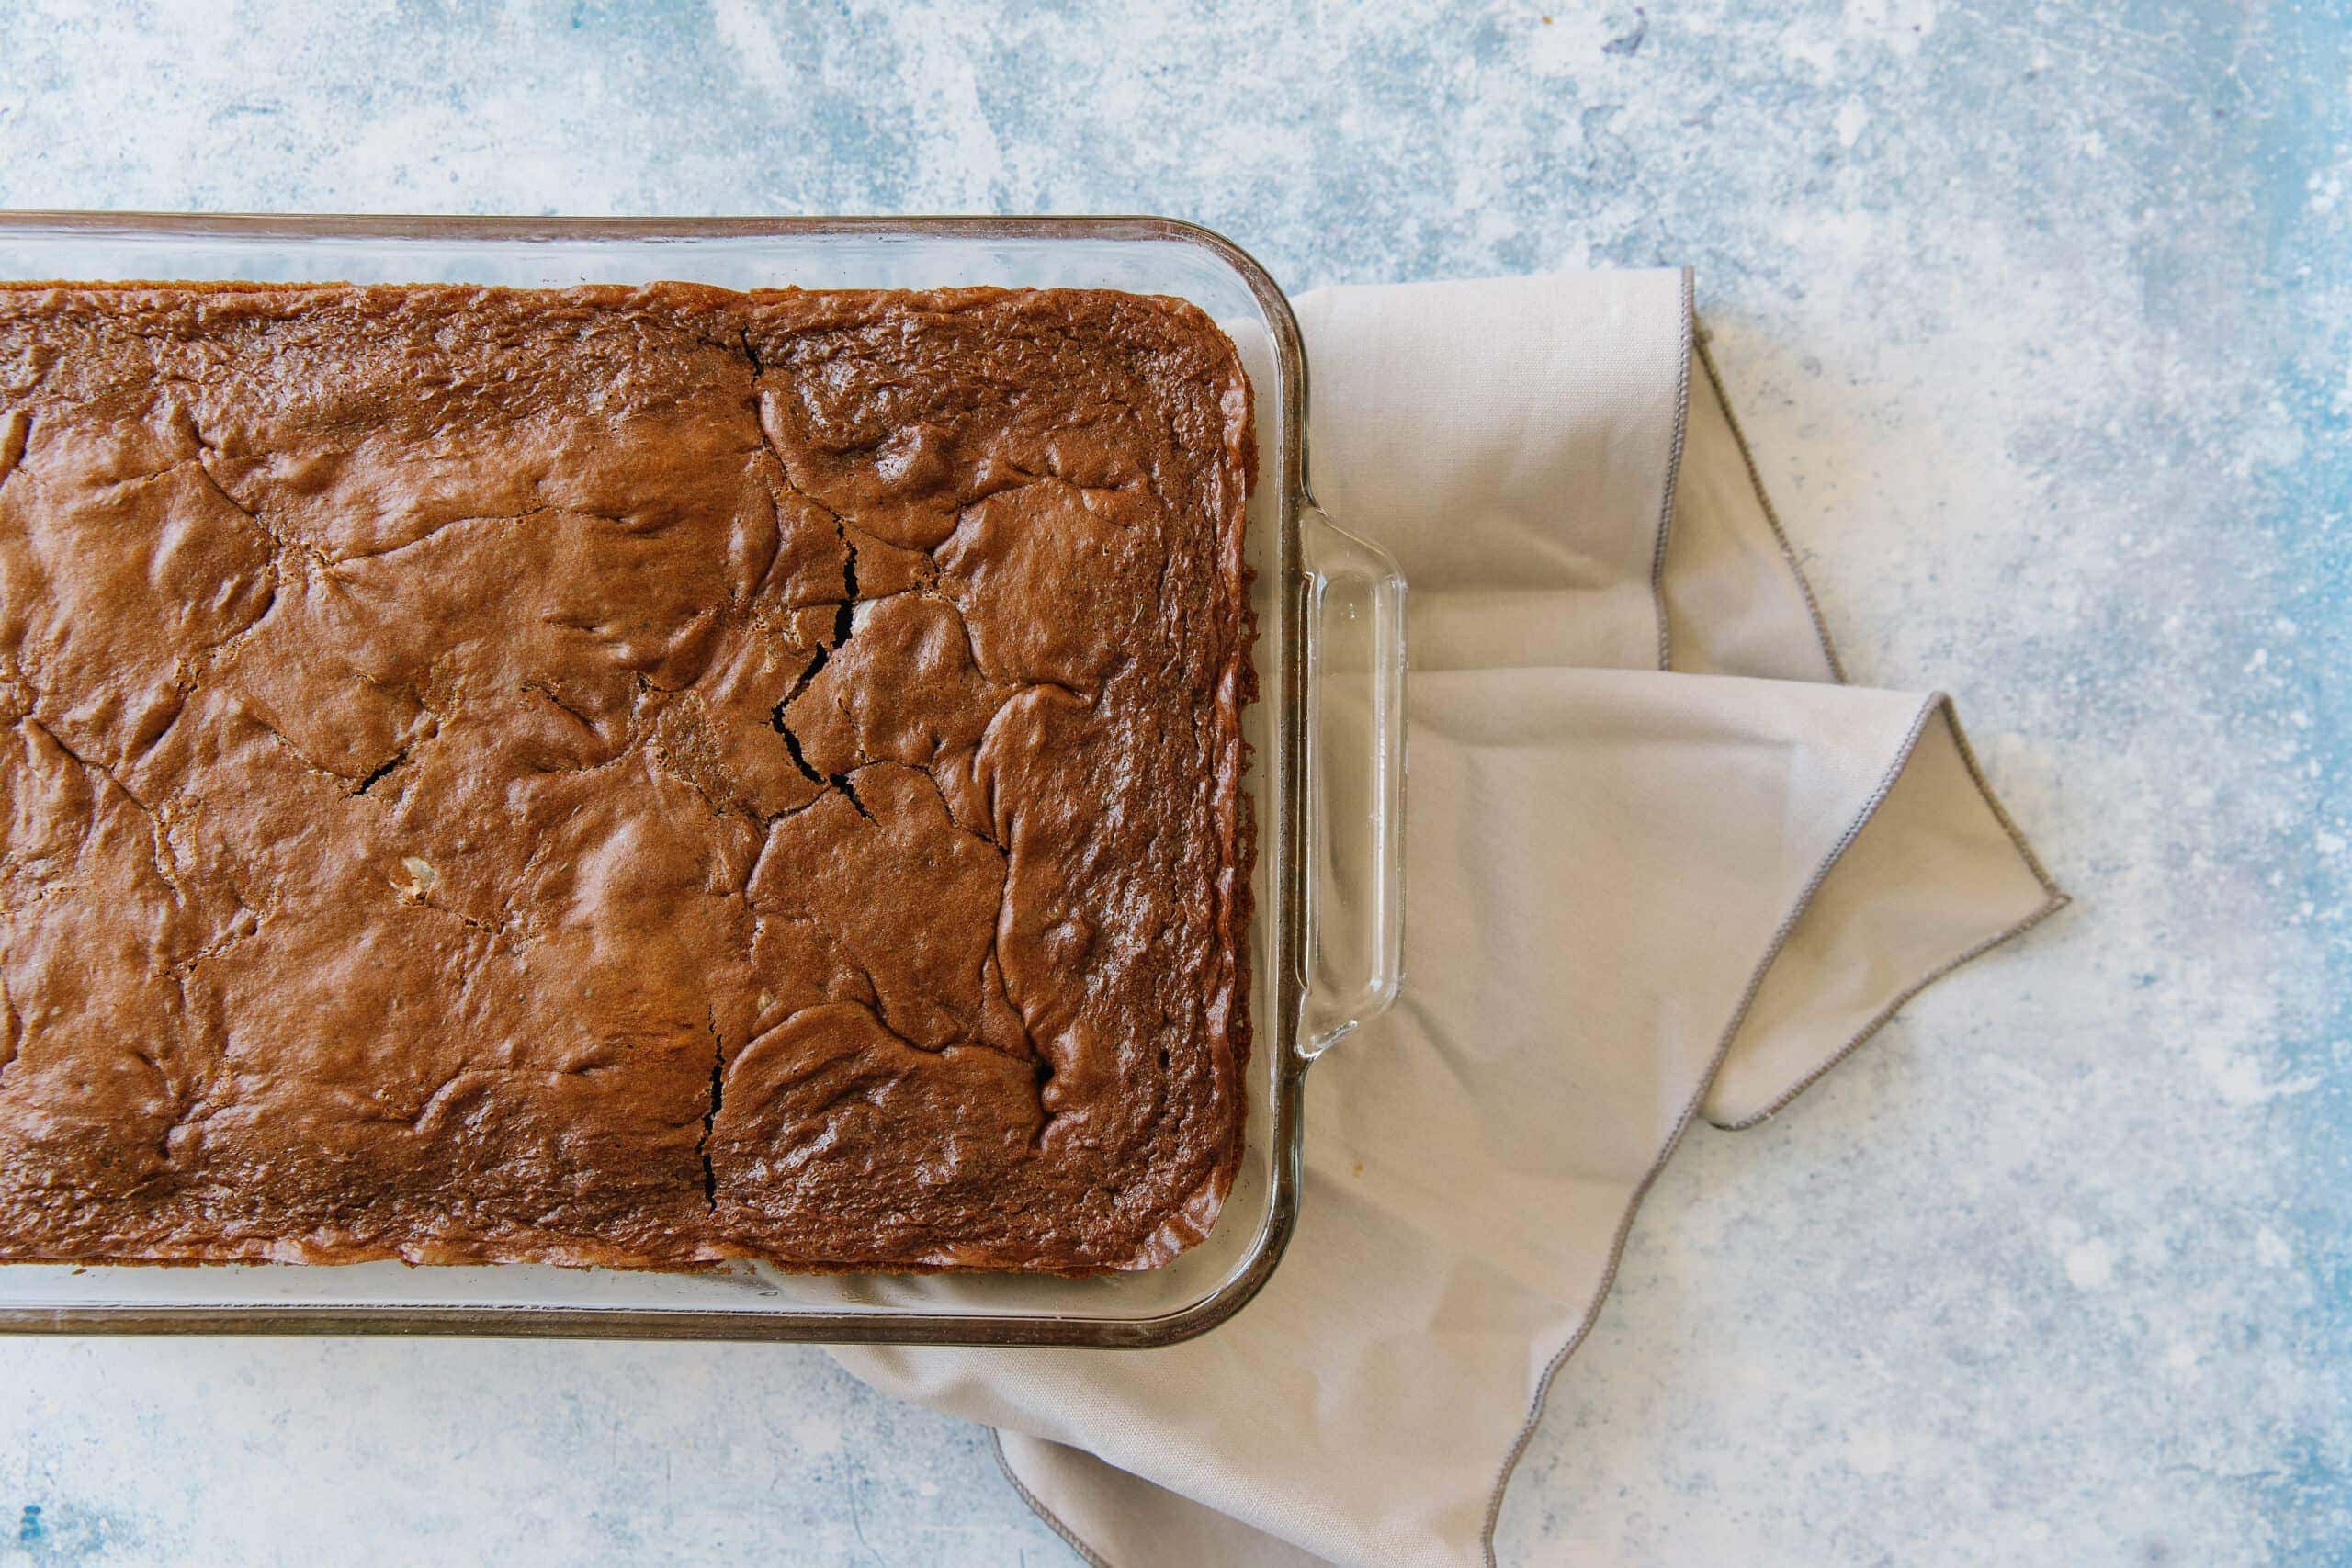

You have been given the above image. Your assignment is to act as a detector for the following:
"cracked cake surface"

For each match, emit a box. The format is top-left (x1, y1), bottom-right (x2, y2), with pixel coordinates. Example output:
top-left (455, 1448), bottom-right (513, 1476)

top-left (0, 280), bottom-right (1255, 1272)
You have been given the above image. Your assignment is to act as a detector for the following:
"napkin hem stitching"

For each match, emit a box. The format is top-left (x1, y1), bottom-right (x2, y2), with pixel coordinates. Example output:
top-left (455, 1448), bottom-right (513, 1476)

top-left (1476, 686), bottom-right (2032, 1565)
top-left (990, 1428), bottom-right (1114, 1568)
top-left (1691, 332), bottom-right (1849, 682)
top-left (1648, 267), bottom-right (1696, 673)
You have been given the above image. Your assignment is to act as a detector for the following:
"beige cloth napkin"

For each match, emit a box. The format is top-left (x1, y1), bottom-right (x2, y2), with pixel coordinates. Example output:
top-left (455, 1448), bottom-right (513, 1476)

top-left (833, 271), bottom-right (2065, 1566)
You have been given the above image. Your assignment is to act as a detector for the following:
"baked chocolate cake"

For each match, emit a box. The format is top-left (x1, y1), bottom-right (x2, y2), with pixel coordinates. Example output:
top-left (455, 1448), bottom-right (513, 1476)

top-left (0, 281), bottom-right (1253, 1271)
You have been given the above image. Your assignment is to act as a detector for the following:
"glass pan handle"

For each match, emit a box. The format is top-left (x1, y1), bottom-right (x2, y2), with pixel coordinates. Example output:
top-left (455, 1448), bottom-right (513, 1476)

top-left (1299, 506), bottom-right (1406, 1058)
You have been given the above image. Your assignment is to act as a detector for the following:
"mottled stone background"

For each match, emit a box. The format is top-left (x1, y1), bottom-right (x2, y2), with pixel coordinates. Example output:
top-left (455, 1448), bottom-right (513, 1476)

top-left (1, 1), bottom-right (2346, 1562)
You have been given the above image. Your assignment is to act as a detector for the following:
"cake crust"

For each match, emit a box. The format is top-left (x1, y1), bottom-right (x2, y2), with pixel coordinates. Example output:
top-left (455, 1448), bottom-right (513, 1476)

top-left (0, 281), bottom-right (1254, 1272)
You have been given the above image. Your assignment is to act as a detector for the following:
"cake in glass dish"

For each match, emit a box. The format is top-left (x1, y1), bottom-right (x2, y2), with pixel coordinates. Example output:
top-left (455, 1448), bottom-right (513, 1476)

top-left (0, 280), bottom-right (1254, 1272)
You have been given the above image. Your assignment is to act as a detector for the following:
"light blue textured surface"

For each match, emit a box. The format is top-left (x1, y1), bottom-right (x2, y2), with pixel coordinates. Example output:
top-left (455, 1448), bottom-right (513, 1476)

top-left (0, 2), bottom-right (2346, 1562)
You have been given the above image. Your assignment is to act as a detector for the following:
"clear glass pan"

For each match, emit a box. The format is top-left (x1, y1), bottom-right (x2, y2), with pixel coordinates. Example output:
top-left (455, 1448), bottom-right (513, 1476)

top-left (0, 212), bottom-right (1403, 1347)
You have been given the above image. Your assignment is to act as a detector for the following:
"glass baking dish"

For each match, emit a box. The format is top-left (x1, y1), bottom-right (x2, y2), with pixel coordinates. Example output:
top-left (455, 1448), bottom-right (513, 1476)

top-left (0, 211), bottom-right (1404, 1348)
